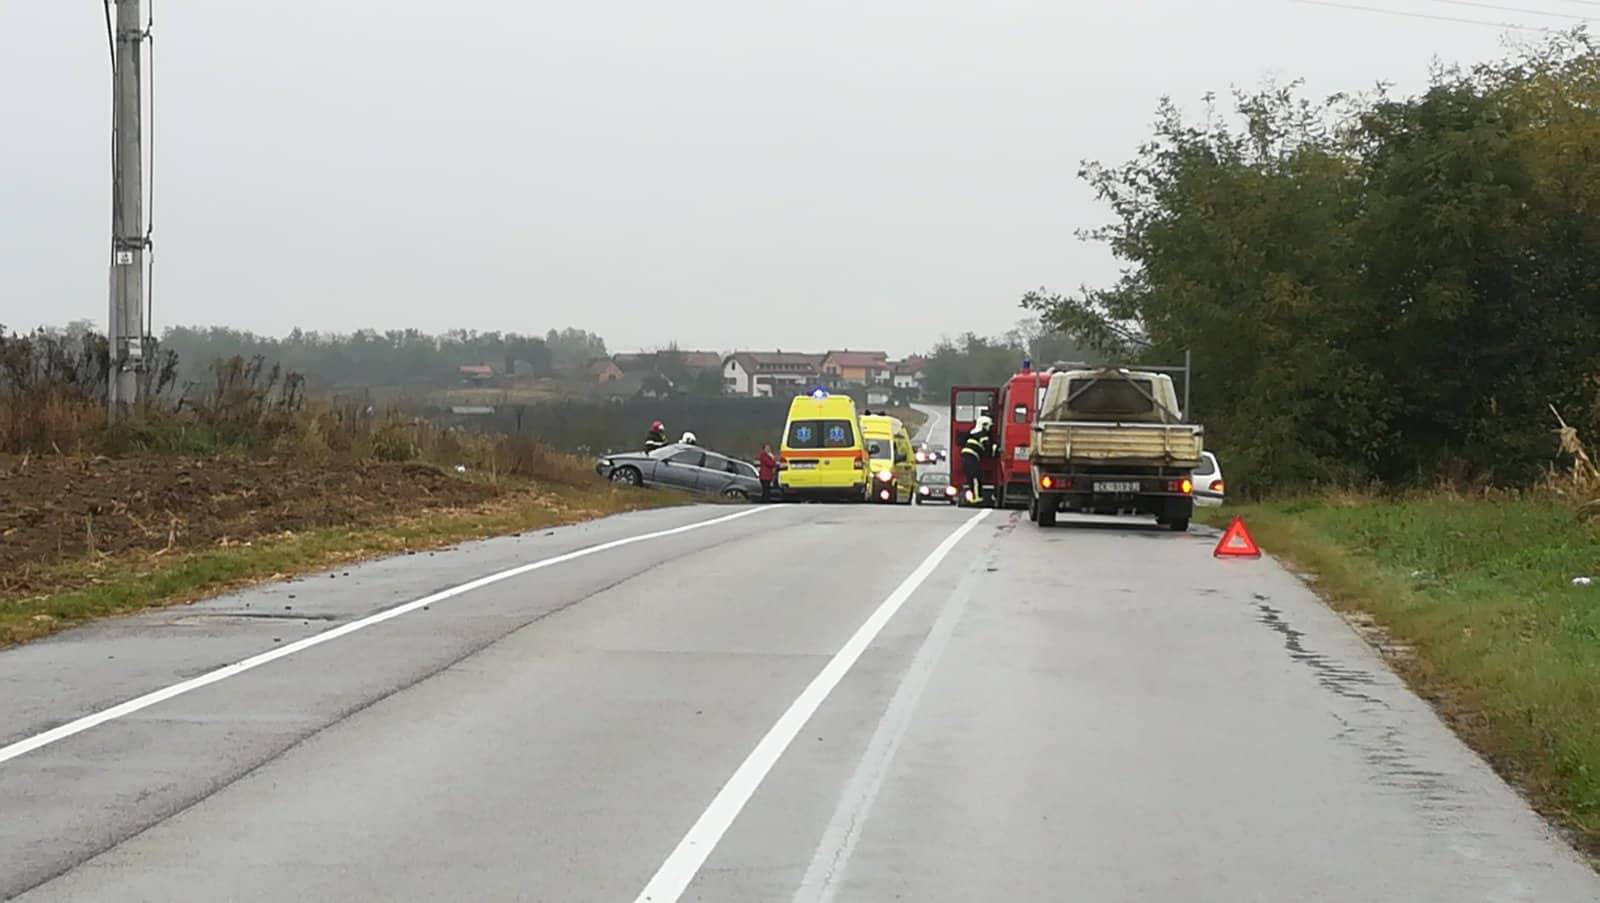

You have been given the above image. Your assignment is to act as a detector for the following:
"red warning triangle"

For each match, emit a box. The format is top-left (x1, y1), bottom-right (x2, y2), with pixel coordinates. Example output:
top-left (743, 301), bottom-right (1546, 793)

top-left (1214, 516), bottom-right (1261, 558)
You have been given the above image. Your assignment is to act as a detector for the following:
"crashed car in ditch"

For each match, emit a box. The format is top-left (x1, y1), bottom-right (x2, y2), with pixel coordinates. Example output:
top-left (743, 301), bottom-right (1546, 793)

top-left (595, 443), bottom-right (763, 501)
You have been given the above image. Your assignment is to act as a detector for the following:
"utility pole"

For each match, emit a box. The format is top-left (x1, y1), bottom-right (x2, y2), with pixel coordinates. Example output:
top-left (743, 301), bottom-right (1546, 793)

top-left (108, 0), bottom-right (148, 416)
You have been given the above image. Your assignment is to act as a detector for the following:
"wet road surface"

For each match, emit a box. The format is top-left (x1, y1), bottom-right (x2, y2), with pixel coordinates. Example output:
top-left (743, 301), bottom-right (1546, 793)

top-left (2, 503), bottom-right (1595, 901)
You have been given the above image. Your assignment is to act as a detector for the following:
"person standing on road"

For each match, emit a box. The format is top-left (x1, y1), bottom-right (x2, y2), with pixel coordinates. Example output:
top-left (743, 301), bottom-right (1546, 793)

top-left (757, 443), bottom-right (779, 502)
top-left (960, 415), bottom-right (997, 503)
top-left (645, 420), bottom-right (668, 452)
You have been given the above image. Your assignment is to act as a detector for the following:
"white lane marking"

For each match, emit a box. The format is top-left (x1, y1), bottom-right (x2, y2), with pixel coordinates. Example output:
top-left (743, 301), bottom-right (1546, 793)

top-left (0, 506), bottom-right (776, 768)
top-left (793, 520), bottom-right (994, 903)
top-left (632, 509), bottom-right (991, 903)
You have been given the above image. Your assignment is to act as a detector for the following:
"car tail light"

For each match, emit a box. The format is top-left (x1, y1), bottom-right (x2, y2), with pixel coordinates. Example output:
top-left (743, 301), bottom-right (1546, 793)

top-left (853, 457), bottom-right (864, 470)
top-left (879, 489), bottom-right (892, 501)
top-left (1210, 479), bottom-right (1225, 493)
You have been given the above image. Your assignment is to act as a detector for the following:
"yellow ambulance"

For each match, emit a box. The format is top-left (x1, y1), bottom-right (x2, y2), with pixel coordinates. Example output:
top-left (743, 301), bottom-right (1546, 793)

top-left (859, 413), bottom-right (918, 504)
top-left (778, 390), bottom-right (870, 502)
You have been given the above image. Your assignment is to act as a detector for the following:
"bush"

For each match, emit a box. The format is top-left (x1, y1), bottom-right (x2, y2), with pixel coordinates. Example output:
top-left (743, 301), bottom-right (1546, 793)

top-left (1028, 34), bottom-right (1600, 494)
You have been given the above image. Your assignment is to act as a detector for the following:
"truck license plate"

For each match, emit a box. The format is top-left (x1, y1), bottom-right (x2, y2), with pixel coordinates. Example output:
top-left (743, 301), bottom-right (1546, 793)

top-left (1094, 481), bottom-right (1140, 494)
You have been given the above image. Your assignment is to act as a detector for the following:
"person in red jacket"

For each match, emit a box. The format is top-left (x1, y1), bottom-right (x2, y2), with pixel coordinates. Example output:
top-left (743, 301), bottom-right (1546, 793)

top-left (757, 443), bottom-right (779, 502)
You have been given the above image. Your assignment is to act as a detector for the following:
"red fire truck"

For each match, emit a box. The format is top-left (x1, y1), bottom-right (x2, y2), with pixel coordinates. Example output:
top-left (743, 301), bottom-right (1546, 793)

top-left (948, 384), bottom-right (999, 506)
top-left (947, 360), bottom-right (1053, 507)
top-left (993, 362), bottom-right (1053, 508)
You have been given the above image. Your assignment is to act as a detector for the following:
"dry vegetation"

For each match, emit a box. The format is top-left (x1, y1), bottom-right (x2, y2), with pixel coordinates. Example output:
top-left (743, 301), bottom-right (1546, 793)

top-left (0, 329), bottom-right (679, 646)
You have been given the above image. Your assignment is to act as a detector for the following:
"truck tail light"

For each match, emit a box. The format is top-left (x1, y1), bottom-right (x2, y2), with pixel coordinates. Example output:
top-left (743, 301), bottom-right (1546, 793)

top-left (1040, 475), bottom-right (1054, 489)
top-left (1169, 478), bottom-right (1193, 494)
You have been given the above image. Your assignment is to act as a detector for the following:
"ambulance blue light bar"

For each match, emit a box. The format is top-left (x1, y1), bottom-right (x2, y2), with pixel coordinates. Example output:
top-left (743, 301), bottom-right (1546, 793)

top-left (810, 388), bottom-right (829, 399)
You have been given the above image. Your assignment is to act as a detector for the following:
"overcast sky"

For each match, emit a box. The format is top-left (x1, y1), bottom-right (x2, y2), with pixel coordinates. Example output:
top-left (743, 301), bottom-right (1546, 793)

top-left (1, 1), bottom-right (1552, 355)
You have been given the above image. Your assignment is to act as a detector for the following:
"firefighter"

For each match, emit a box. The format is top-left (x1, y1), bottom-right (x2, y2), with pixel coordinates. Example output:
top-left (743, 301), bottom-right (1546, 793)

top-left (960, 414), bottom-right (997, 504)
top-left (645, 420), bottom-right (668, 452)
top-left (680, 431), bottom-right (699, 446)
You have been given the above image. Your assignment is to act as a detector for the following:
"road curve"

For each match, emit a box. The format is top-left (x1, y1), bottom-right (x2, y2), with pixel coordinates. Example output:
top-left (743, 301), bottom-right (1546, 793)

top-left (1, 504), bottom-right (1595, 901)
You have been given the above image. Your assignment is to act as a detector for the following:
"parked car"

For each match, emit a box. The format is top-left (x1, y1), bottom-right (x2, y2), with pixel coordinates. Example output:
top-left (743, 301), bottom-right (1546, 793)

top-left (916, 470), bottom-right (959, 505)
top-left (596, 443), bottom-right (762, 501)
top-left (1192, 451), bottom-right (1226, 507)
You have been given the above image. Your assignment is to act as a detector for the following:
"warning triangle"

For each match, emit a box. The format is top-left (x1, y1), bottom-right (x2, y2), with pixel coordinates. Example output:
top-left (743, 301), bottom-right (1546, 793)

top-left (1214, 516), bottom-right (1261, 558)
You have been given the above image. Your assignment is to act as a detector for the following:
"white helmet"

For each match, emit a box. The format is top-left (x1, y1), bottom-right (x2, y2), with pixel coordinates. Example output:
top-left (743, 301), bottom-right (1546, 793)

top-left (975, 415), bottom-right (993, 432)
top-left (680, 431), bottom-right (698, 445)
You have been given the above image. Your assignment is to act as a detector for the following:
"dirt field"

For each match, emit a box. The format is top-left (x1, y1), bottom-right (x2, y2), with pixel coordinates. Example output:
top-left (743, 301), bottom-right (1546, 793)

top-left (0, 455), bottom-right (501, 598)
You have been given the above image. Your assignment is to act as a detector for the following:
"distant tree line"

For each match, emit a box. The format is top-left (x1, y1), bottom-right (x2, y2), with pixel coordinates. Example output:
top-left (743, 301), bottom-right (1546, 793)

top-left (158, 326), bottom-right (606, 390)
top-left (1026, 33), bottom-right (1600, 493)
top-left (920, 317), bottom-right (1101, 399)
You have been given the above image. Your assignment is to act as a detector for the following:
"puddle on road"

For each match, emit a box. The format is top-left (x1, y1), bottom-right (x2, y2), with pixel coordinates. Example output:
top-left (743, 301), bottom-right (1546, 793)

top-left (1251, 593), bottom-right (1466, 822)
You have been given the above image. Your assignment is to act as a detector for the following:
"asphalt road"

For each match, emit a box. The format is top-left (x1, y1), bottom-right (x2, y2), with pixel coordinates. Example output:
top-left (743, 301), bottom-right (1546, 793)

top-left (2, 503), bottom-right (1596, 901)
top-left (910, 402), bottom-right (946, 449)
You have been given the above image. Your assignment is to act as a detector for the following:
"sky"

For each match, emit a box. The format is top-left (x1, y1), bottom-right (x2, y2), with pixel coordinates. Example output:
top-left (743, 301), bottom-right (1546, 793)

top-left (0, 1), bottom-right (1555, 356)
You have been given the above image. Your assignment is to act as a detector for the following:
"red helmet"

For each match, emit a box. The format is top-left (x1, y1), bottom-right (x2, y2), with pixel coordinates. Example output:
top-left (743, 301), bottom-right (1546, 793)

top-left (651, 420), bottom-right (664, 431)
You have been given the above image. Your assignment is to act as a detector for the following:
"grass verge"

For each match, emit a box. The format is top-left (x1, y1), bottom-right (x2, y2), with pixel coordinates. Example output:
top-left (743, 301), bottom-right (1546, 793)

top-left (1201, 496), bottom-right (1600, 859)
top-left (1, 483), bottom-right (683, 648)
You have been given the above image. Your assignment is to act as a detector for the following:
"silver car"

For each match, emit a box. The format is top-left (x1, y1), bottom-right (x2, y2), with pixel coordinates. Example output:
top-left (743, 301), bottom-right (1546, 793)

top-left (596, 444), bottom-right (763, 501)
top-left (1192, 451), bottom-right (1226, 507)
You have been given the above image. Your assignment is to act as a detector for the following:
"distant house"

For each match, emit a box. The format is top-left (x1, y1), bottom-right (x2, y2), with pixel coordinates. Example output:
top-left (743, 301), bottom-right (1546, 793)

top-left (612, 350), bottom-right (722, 376)
top-left (603, 371), bottom-right (675, 401)
top-left (675, 351), bottom-right (723, 372)
top-left (612, 352), bottom-right (658, 374)
top-left (458, 364), bottom-right (494, 385)
top-left (821, 350), bottom-right (890, 385)
top-left (723, 351), bottom-right (826, 397)
top-left (586, 358), bottom-right (624, 384)
top-left (891, 356), bottom-right (927, 391)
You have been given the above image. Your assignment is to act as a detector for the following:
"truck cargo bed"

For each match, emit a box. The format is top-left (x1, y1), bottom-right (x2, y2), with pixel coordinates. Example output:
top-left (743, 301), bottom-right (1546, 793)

top-left (1033, 421), bottom-right (1203, 467)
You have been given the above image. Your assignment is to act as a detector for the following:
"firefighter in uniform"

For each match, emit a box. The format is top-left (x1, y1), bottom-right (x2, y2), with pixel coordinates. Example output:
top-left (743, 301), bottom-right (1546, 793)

top-left (645, 420), bottom-right (668, 452)
top-left (960, 414), bottom-right (997, 504)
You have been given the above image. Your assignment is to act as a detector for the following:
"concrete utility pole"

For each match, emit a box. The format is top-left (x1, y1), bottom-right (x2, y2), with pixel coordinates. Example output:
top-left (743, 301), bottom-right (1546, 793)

top-left (108, 0), bottom-right (148, 415)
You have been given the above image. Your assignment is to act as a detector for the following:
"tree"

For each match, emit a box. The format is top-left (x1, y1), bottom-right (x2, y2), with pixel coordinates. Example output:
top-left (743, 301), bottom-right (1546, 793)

top-left (1024, 36), bottom-right (1600, 492)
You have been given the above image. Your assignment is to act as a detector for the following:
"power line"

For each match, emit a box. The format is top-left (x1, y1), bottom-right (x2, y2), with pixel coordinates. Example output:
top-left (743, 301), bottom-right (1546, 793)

top-left (1426, 0), bottom-right (1597, 20)
top-left (1291, 0), bottom-right (1559, 31)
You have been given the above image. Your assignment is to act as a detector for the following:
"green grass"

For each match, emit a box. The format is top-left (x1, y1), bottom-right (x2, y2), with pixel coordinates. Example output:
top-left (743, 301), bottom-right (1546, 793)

top-left (1204, 496), bottom-right (1600, 856)
top-left (0, 484), bottom-right (683, 648)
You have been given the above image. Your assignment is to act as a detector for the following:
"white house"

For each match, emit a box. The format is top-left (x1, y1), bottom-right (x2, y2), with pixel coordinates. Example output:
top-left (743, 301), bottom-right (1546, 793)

top-left (722, 352), bottom-right (826, 397)
top-left (891, 356), bottom-right (927, 391)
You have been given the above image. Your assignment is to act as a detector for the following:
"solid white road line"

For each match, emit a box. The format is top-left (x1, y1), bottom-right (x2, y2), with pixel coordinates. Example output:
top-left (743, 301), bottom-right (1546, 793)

top-left (0, 506), bottom-right (776, 768)
top-left (632, 509), bottom-right (991, 903)
top-left (792, 515), bottom-right (995, 903)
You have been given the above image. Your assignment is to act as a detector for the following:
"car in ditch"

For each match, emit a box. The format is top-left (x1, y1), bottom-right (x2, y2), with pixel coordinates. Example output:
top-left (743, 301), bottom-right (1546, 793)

top-left (596, 443), bottom-right (763, 501)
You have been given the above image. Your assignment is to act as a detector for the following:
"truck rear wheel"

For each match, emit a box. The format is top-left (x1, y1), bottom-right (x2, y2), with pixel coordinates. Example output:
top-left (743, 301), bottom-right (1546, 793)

top-left (1167, 517), bottom-right (1189, 532)
top-left (1037, 496), bottom-right (1057, 527)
